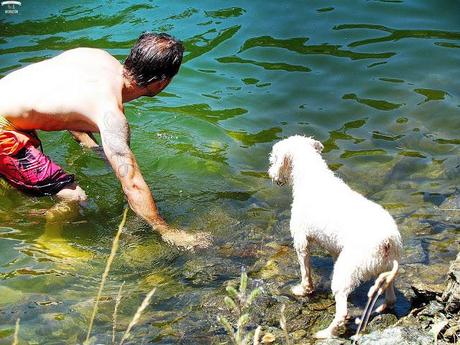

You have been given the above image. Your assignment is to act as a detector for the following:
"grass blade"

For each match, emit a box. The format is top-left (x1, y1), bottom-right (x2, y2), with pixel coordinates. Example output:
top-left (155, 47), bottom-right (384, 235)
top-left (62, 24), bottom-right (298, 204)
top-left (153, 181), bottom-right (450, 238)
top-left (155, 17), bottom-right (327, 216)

top-left (86, 208), bottom-right (128, 343)
top-left (112, 281), bottom-right (125, 345)
top-left (12, 318), bottom-right (19, 345)
top-left (119, 287), bottom-right (156, 345)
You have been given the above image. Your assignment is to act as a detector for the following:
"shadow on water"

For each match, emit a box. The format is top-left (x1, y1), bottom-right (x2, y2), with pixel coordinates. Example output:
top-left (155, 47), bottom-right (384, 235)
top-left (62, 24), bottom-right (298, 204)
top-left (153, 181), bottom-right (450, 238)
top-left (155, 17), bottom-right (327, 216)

top-left (184, 25), bottom-right (241, 63)
top-left (153, 103), bottom-right (248, 124)
top-left (239, 35), bottom-right (396, 60)
top-left (334, 23), bottom-right (460, 48)
top-left (0, 4), bottom-right (155, 36)
top-left (217, 55), bottom-right (311, 73)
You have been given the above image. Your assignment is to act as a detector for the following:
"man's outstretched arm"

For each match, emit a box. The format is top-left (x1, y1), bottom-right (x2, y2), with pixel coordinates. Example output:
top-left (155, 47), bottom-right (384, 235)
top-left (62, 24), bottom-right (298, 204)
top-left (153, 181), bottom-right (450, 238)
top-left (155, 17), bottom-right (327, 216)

top-left (98, 109), bottom-right (168, 232)
top-left (98, 108), bottom-right (211, 250)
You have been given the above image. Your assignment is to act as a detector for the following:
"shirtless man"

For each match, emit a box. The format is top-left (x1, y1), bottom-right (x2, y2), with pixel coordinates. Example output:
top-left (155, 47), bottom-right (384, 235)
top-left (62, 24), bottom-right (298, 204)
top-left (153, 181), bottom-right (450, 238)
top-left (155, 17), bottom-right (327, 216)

top-left (0, 32), bottom-right (209, 249)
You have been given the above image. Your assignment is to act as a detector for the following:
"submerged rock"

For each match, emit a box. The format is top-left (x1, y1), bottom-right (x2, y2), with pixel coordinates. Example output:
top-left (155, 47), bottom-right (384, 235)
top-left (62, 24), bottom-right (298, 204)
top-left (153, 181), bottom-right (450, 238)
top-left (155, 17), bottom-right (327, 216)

top-left (437, 193), bottom-right (460, 225)
top-left (0, 285), bottom-right (23, 305)
top-left (182, 256), bottom-right (239, 286)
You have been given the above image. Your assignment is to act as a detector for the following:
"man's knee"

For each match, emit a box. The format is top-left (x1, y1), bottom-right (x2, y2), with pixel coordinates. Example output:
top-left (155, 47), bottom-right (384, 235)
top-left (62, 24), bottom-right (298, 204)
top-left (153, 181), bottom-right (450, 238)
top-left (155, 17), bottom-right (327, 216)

top-left (56, 183), bottom-right (87, 203)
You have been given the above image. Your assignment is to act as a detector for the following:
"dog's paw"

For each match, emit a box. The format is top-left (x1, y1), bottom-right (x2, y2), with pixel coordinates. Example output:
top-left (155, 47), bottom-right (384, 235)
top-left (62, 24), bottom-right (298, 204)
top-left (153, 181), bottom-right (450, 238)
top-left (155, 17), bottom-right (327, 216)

top-left (291, 284), bottom-right (314, 296)
top-left (314, 328), bottom-right (336, 339)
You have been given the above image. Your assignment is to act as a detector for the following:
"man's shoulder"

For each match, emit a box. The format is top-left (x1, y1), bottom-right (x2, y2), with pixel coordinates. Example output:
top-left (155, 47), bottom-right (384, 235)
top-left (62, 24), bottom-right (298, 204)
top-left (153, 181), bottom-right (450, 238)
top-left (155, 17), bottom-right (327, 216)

top-left (57, 47), bottom-right (119, 64)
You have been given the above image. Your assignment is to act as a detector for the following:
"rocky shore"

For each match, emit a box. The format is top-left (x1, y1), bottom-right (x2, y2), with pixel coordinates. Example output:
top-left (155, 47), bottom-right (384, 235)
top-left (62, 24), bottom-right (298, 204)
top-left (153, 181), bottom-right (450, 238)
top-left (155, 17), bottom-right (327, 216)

top-left (212, 249), bottom-right (460, 345)
top-left (183, 192), bottom-right (460, 345)
top-left (335, 251), bottom-right (460, 345)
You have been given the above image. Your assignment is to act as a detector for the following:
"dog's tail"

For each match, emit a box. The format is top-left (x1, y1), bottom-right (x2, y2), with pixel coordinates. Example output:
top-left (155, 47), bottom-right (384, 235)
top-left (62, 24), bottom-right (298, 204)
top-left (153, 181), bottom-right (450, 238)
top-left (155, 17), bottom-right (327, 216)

top-left (354, 260), bottom-right (399, 342)
top-left (368, 260), bottom-right (399, 298)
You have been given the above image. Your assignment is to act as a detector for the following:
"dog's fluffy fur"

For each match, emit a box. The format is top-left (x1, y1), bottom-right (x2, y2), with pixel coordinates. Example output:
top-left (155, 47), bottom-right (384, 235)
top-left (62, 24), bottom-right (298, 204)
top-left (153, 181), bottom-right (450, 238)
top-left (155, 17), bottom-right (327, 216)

top-left (268, 135), bottom-right (402, 338)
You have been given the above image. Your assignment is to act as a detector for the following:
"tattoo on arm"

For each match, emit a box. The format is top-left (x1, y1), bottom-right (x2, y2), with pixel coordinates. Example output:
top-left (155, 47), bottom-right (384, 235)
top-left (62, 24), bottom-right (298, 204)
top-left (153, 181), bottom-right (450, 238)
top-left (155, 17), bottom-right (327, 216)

top-left (100, 109), bottom-right (133, 178)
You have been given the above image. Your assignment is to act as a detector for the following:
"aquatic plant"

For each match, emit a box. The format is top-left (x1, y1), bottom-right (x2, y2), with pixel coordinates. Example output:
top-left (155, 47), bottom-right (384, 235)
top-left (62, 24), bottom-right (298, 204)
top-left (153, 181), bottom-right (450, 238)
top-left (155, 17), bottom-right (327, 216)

top-left (217, 269), bottom-right (262, 345)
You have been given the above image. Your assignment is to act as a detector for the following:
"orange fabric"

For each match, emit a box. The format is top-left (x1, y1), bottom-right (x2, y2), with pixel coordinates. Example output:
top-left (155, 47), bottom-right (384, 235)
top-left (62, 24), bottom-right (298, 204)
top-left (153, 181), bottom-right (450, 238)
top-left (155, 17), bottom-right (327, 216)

top-left (0, 130), bottom-right (41, 156)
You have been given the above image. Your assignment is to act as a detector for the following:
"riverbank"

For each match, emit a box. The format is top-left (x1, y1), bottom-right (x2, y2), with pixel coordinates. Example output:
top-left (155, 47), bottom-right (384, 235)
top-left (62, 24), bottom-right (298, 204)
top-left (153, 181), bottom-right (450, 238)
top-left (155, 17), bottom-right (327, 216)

top-left (206, 193), bottom-right (459, 344)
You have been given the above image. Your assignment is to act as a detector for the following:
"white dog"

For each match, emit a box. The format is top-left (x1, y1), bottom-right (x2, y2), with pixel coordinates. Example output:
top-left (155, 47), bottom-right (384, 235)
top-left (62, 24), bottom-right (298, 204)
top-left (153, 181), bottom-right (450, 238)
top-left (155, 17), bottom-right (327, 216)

top-left (268, 135), bottom-right (402, 338)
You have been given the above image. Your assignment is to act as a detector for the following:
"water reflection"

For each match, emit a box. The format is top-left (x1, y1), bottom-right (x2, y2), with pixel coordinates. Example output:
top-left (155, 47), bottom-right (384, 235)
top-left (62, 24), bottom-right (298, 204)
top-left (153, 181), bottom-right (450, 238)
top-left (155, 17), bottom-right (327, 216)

top-left (240, 35), bottom-right (395, 60)
top-left (334, 23), bottom-right (460, 48)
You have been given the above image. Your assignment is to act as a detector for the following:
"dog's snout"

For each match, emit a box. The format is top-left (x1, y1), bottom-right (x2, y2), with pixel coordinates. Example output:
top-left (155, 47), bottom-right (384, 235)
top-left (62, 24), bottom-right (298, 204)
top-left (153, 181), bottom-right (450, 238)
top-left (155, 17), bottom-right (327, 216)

top-left (276, 179), bottom-right (285, 186)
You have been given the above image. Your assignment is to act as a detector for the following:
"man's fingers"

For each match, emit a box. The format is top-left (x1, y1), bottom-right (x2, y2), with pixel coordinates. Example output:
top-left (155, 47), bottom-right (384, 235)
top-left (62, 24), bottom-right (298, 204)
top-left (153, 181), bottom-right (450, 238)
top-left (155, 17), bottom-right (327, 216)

top-left (161, 230), bottom-right (212, 250)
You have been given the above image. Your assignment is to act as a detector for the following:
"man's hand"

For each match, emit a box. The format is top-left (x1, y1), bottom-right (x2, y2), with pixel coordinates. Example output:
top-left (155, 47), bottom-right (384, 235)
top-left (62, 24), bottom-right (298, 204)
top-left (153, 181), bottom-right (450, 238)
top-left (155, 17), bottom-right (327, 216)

top-left (159, 226), bottom-right (212, 251)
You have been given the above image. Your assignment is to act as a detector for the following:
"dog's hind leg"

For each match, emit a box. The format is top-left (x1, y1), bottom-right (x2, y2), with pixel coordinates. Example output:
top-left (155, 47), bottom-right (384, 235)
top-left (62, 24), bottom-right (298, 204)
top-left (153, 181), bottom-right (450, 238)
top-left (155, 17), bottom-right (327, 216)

top-left (385, 281), bottom-right (396, 305)
top-left (315, 251), bottom-right (358, 338)
top-left (291, 238), bottom-right (314, 296)
top-left (375, 277), bottom-right (397, 313)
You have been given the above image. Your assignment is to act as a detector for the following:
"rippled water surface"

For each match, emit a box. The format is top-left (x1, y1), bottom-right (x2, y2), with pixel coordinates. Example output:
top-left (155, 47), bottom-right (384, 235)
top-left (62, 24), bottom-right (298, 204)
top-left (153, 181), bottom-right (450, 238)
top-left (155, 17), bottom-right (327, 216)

top-left (0, 1), bottom-right (459, 344)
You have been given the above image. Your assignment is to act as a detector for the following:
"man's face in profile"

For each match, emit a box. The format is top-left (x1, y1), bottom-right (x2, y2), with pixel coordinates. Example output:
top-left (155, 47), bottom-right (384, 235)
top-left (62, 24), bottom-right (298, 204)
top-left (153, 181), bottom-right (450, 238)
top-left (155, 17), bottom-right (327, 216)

top-left (145, 78), bottom-right (171, 97)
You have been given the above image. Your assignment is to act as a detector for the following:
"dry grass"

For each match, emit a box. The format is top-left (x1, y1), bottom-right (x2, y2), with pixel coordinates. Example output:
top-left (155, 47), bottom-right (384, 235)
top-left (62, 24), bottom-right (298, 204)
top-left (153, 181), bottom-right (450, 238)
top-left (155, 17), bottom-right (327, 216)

top-left (84, 208), bottom-right (158, 345)
top-left (280, 304), bottom-right (291, 345)
top-left (119, 287), bottom-right (156, 345)
top-left (112, 281), bottom-right (125, 345)
top-left (85, 208), bottom-right (128, 343)
top-left (11, 318), bottom-right (19, 345)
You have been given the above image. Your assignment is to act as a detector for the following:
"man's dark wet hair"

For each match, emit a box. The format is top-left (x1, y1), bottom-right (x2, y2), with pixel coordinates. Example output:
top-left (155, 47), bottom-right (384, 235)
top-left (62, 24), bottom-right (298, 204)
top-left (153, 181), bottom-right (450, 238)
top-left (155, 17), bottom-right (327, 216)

top-left (124, 32), bottom-right (184, 87)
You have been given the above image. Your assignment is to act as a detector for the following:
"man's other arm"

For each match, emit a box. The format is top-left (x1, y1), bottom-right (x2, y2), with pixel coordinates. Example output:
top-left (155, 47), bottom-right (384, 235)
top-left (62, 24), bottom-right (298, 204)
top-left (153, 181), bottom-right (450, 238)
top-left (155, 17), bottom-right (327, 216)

top-left (69, 131), bottom-right (99, 148)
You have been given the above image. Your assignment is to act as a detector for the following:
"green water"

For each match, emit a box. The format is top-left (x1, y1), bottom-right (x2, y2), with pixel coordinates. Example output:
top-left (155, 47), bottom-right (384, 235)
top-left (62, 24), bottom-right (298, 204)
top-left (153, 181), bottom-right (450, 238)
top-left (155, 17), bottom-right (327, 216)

top-left (0, 1), bottom-right (459, 344)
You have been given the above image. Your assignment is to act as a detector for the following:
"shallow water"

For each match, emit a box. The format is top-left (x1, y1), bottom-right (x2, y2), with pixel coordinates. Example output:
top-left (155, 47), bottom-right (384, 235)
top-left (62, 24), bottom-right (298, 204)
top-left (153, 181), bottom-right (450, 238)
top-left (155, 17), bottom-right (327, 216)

top-left (0, 1), bottom-right (459, 344)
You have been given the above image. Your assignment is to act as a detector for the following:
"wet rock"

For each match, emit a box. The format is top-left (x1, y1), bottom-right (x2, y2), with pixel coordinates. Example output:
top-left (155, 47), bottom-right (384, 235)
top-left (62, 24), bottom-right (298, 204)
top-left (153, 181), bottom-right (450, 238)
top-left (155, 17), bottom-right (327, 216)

top-left (337, 158), bottom-right (397, 196)
top-left (377, 252), bottom-right (460, 344)
top-left (444, 323), bottom-right (460, 342)
top-left (443, 156), bottom-right (460, 181)
top-left (401, 238), bottom-right (428, 265)
top-left (437, 193), bottom-right (460, 224)
top-left (250, 242), bottom-right (298, 284)
top-left (411, 281), bottom-right (444, 304)
top-left (357, 326), bottom-right (432, 345)
top-left (441, 252), bottom-right (460, 314)
top-left (398, 217), bottom-right (433, 239)
top-left (315, 338), bottom-right (348, 345)
top-left (366, 313), bottom-right (398, 333)
top-left (400, 262), bottom-right (448, 302)
top-left (417, 300), bottom-right (444, 317)
top-left (120, 239), bottom-right (178, 269)
top-left (291, 328), bottom-right (307, 341)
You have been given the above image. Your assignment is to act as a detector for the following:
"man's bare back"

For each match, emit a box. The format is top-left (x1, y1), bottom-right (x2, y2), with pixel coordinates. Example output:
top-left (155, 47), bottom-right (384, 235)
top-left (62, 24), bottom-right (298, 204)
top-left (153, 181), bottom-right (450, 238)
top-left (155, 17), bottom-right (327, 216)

top-left (0, 33), bottom-right (210, 250)
top-left (0, 48), bottom-right (125, 132)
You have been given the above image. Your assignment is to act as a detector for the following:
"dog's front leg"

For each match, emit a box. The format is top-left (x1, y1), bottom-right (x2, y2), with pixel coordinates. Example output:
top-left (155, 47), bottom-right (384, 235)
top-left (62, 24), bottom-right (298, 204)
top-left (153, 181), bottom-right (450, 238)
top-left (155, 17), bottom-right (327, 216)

top-left (292, 241), bottom-right (314, 296)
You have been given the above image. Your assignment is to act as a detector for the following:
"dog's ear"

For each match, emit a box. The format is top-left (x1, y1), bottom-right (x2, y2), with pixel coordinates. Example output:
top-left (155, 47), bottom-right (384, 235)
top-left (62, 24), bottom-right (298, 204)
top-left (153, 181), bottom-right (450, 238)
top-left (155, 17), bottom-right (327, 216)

top-left (313, 140), bottom-right (324, 153)
top-left (282, 155), bottom-right (291, 169)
